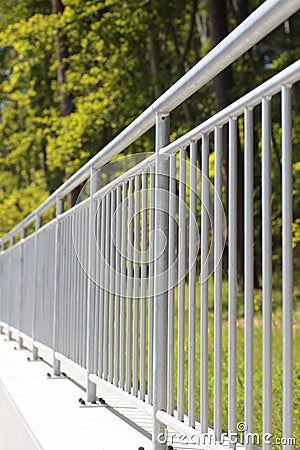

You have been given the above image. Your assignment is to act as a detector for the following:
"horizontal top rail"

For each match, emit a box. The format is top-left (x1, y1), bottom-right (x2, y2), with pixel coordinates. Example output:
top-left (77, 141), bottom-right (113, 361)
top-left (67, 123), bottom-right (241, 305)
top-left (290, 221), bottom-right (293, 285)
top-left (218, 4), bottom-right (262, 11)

top-left (160, 59), bottom-right (300, 154)
top-left (93, 154), bottom-right (157, 201)
top-left (1, 0), bottom-right (299, 245)
top-left (58, 196), bottom-right (90, 221)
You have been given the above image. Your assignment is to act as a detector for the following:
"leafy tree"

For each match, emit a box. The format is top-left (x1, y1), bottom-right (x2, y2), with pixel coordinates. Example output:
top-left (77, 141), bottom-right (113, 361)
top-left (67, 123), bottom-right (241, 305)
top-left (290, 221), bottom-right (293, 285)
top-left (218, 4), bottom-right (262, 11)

top-left (0, 0), bottom-right (299, 280)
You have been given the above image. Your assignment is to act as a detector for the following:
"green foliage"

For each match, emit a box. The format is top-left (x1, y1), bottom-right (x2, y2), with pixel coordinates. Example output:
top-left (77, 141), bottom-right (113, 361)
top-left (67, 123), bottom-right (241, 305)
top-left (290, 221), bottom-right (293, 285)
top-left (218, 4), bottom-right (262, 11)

top-left (0, 0), bottom-right (299, 260)
top-left (0, 0), bottom-right (208, 235)
top-left (168, 279), bottom-right (300, 449)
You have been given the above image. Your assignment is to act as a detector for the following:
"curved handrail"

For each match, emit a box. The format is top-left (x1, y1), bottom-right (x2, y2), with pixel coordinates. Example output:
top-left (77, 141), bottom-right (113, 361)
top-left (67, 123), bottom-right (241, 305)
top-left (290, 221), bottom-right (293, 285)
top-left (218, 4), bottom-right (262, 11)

top-left (1, 0), bottom-right (299, 244)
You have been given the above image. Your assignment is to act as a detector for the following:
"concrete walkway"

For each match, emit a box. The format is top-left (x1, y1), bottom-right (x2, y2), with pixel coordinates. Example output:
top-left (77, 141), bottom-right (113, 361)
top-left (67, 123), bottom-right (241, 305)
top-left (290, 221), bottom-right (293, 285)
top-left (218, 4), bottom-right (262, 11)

top-left (0, 334), bottom-right (152, 450)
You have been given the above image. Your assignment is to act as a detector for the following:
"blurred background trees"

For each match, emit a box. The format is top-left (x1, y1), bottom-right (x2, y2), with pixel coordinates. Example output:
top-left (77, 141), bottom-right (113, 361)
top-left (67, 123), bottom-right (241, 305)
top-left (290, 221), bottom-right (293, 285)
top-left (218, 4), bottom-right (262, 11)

top-left (0, 0), bottom-right (299, 287)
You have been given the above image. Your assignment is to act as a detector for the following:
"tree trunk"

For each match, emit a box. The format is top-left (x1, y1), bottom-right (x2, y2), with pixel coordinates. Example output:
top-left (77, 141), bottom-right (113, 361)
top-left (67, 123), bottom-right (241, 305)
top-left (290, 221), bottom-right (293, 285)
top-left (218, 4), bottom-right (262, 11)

top-left (231, 0), bottom-right (249, 25)
top-left (208, 0), bottom-right (234, 111)
top-left (52, 0), bottom-right (78, 207)
top-left (41, 142), bottom-right (51, 194)
top-left (208, 0), bottom-right (244, 291)
top-left (208, 0), bottom-right (233, 195)
top-left (52, 0), bottom-right (73, 117)
top-left (149, 33), bottom-right (163, 98)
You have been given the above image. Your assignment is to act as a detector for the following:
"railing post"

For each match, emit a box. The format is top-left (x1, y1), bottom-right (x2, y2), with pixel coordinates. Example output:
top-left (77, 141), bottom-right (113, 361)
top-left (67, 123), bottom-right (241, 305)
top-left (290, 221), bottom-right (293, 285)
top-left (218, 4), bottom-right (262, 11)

top-left (8, 236), bottom-right (15, 341)
top-left (53, 198), bottom-right (64, 375)
top-left (32, 215), bottom-right (41, 360)
top-left (0, 241), bottom-right (3, 335)
top-left (153, 112), bottom-right (170, 450)
top-left (87, 167), bottom-right (98, 402)
top-left (18, 228), bottom-right (26, 349)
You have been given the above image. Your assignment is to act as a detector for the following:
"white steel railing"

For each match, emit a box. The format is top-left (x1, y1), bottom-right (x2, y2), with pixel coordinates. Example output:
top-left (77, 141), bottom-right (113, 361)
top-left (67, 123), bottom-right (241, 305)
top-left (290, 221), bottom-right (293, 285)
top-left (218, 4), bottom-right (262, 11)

top-left (0, 1), bottom-right (300, 449)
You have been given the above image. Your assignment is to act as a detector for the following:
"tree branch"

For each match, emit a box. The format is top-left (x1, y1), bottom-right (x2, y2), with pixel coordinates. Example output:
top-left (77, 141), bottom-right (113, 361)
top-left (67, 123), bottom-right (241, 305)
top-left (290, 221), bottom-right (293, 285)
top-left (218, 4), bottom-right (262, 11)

top-left (180, 0), bottom-right (198, 68)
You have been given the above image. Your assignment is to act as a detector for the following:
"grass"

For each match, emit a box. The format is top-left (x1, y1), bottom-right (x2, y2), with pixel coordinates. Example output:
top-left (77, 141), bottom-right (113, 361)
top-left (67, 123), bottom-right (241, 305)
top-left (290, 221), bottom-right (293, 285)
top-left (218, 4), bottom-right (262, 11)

top-left (168, 276), bottom-right (300, 449)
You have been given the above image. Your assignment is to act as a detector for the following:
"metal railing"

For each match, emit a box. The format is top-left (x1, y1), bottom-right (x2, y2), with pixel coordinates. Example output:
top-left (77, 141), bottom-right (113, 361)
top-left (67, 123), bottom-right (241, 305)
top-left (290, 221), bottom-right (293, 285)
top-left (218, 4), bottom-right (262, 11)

top-left (0, 0), bottom-right (299, 448)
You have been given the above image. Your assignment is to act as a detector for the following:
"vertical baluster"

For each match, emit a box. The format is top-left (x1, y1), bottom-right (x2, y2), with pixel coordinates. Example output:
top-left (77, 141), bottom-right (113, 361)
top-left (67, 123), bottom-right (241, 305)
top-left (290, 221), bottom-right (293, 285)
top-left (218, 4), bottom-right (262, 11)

top-left (32, 216), bottom-right (41, 360)
top-left (178, 146), bottom-right (186, 422)
top-left (114, 186), bottom-right (122, 386)
top-left (167, 154), bottom-right (176, 415)
top-left (214, 126), bottom-right (223, 441)
top-left (19, 228), bottom-right (26, 350)
top-left (281, 85), bottom-right (293, 449)
top-left (87, 168), bottom-right (98, 402)
top-left (8, 237), bottom-right (14, 341)
top-left (188, 141), bottom-right (197, 427)
top-left (133, 175), bottom-right (140, 397)
top-left (244, 107), bottom-right (254, 449)
top-left (108, 190), bottom-right (116, 383)
top-left (79, 211), bottom-right (84, 366)
top-left (98, 195), bottom-right (106, 377)
top-left (84, 206), bottom-right (90, 366)
top-left (140, 172), bottom-right (147, 400)
top-left (120, 182), bottom-right (128, 389)
top-left (66, 218), bottom-right (71, 359)
top-left (200, 134), bottom-right (209, 433)
top-left (148, 166), bottom-right (155, 403)
top-left (61, 219), bottom-right (66, 358)
top-left (74, 210), bottom-right (80, 365)
top-left (53, 199), bottom-right (64, 375)
top-left (94, 198), bottom-right (101, 374)
top-left (228, 118), bottom-right (237, 447)
top-left (126, 178), bottom-right (134, 393)
top-left (70, 214), bottom-right (75, 362)
top-left (262, 98), bottom-right (272, 449)
top-left (103, 193), bottom-right (111, 379)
